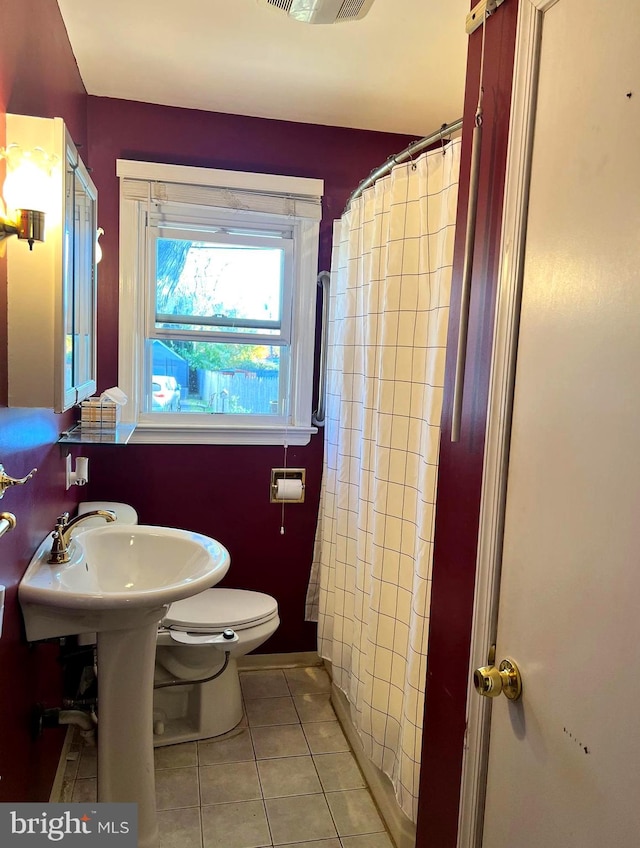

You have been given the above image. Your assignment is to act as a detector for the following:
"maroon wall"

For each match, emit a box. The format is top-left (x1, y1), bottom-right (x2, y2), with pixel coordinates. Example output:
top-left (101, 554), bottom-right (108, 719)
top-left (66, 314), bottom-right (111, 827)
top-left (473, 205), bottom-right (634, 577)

top-left (84, 97), bottom-right (416, 654)
top-left (0, 0), bottom-right (87, 802)
top-left (416, 3), bottom-right (519, 845)
top-left (1, 2), bottom-right (520, 827)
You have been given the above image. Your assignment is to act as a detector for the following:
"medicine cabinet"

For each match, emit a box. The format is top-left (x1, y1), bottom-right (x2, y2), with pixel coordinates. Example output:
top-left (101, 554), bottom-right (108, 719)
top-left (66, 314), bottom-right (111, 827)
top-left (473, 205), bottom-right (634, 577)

top-left (6, 114), bottom-right (98, 412)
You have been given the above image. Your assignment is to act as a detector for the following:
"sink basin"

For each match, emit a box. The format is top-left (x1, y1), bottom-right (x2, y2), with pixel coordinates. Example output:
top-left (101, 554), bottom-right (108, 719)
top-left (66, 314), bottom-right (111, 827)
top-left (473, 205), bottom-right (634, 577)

top-left (19, 524), bottom-right (231, 641)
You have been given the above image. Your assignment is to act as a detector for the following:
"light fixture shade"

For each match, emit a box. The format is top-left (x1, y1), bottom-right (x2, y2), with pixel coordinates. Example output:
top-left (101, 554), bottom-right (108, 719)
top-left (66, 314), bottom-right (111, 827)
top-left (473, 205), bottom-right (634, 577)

top-left (96, 227), bottom-right (104, 264)
top-left (267, 0), bottom-right (377, 24)
top-left (2, 144), bottom-right (58, 215)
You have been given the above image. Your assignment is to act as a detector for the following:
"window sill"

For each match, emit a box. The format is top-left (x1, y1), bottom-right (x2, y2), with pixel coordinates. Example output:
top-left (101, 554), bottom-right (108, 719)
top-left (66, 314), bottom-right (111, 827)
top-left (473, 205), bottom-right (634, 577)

top-left (127, 422), bottom-right (317, 446)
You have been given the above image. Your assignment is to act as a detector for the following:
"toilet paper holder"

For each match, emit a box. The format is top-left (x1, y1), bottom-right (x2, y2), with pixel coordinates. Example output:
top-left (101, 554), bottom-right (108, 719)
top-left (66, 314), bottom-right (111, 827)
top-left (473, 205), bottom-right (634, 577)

top-left (270, 468), bottom-right (306, 503)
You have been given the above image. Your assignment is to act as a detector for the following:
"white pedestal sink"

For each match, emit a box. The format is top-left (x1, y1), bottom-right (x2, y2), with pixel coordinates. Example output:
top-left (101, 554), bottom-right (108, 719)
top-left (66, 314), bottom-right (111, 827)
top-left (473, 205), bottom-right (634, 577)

top-left (19, 524), bottom-right (231, 848)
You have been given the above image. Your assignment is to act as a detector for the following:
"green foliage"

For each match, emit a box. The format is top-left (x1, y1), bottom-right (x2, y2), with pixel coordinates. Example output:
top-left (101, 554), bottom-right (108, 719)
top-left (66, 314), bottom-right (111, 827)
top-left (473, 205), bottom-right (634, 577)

top-left (157, 237), bottom-right (278, 375)
top-left (165, 340), bottom-right (277, 372)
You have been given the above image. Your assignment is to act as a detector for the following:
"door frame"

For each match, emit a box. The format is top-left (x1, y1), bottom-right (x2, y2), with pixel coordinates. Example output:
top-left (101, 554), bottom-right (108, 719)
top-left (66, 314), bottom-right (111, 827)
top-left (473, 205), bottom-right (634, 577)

top-left (456, 1), bottom-right (559, 845)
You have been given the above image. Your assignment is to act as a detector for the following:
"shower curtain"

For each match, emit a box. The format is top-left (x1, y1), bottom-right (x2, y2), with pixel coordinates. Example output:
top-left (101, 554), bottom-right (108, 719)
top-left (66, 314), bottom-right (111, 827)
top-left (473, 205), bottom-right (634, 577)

top-left (306, 137), bottom-right (461, 821)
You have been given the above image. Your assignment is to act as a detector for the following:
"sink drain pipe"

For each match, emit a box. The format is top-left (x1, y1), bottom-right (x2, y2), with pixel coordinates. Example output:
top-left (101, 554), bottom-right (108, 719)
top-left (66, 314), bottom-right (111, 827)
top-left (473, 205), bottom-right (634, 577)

top-left (35, 706), bottom-right (98, 746)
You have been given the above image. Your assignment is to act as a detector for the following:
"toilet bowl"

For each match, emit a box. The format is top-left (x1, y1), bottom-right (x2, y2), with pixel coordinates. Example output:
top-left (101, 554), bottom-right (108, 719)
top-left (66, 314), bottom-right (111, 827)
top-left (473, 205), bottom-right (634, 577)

top-left (78, 502), bottom-right (280, 746)
top-left (155, 588), bottom-right (279, 745)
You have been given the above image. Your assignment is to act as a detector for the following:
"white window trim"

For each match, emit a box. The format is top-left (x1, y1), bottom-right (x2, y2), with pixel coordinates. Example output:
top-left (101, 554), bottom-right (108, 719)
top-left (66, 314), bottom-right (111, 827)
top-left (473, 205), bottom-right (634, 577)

top-left (117, 159), bottom-right (323, 445)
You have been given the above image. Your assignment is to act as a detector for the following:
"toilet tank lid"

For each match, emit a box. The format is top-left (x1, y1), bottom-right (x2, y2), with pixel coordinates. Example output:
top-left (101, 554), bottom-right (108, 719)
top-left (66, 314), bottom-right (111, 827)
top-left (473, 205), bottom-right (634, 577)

top-left (78, 501), bottom-right (138, 525)
top-left (164, 588), bottom-right (278, 631)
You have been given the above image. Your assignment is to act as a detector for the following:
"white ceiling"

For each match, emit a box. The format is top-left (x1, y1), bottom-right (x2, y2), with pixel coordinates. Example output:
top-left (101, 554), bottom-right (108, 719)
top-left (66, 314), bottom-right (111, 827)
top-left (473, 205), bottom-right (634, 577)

top-left (58, 0), bottom-right (469, 136)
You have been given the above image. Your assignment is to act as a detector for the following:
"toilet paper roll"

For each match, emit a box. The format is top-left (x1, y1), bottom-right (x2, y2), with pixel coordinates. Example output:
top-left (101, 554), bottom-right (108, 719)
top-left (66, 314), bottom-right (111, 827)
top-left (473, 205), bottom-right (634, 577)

top-left (275, 478), bottom-right (304, 501)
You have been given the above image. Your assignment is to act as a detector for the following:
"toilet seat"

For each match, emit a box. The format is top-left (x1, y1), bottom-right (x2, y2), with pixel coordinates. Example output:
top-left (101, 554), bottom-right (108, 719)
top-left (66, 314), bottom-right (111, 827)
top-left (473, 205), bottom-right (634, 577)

top-left (163, 588), bottom-right (278, 633)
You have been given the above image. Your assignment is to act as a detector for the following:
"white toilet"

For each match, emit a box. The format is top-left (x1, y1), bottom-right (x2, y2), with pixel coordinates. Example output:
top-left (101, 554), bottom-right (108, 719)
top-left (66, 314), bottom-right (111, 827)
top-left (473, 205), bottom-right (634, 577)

top-left (77, 502), bottom-right (280, 746)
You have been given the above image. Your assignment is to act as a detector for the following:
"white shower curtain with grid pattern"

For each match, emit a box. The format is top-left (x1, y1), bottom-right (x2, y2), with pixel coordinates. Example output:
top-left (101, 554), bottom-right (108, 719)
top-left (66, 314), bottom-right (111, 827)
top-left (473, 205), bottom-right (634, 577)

top-left (306, 138), bottom-right (461, 821)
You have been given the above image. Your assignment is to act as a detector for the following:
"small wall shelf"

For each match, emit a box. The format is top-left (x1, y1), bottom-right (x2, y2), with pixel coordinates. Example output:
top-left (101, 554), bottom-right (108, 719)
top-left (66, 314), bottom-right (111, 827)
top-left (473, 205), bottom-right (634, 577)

top-left (58, 424), bottom-right (136, 445)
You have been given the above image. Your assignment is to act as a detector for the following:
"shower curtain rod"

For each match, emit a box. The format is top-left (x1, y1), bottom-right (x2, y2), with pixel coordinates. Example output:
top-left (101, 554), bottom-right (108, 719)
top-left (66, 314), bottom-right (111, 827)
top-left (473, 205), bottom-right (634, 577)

top-left (344, 117), bottom-right (463, 213)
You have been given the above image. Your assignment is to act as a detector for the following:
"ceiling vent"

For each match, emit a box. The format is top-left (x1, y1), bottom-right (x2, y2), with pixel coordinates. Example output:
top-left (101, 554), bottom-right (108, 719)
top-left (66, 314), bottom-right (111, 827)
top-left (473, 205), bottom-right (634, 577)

top-left (264, 0), bottom-right (377, 25)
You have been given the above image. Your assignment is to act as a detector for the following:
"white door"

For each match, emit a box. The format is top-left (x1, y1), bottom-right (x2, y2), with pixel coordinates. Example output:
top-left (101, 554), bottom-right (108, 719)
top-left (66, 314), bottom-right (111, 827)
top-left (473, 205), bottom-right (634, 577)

top-left (480, 0), bottom-right (640, 845)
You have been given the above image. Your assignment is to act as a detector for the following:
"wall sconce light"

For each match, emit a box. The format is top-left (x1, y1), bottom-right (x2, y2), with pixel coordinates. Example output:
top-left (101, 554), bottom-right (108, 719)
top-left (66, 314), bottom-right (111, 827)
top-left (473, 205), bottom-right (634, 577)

top-left (0, 143), bottom-right (58, 249)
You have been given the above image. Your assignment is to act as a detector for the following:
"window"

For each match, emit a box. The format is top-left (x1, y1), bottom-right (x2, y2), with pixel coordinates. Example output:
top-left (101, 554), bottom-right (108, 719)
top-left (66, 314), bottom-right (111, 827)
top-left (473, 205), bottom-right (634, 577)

top-left (117, 160), bottom-right (323, 444)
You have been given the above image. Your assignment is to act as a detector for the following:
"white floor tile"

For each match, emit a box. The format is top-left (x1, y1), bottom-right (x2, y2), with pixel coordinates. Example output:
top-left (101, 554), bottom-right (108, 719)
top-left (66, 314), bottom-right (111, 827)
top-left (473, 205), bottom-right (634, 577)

top-left (199, 761), bottom-right (261, 805)
top-left (302, 721), bottom-right (350, 754)
top-left (198, 728), bottom-right (255, 765)
top-left (240, 669), bottom-right (290, 699)
top-left (157, 806), bottom-right (203, 848)
top-left (155, 766), bottom-right (200, 811)
top-left (293, 693), bottom-right (336, 723)
top-left (257, 755), bottom-right (322, 798)
top-left (313, 752), bottom-right (365, 791)
top-left (245, 695), bottom-right (299, 727)
top-left (155, 741), bottom-right (198, 770)
top-left (265, 793), bottom-right (337, 844)
top-left (325, 788), bottom-right (386, 836)
top-left (284, 666), bottom-right (331, 695)
top-left (201, 800), bottom-right (271, 848)
top-left (277, 840), bottom-right (341, 848)
top-left (341, 833), bottom-right (395, 848)
top-left (251, 724), bottom-right (310, 759)
top-left (63, 665), bottom-right (392, 848)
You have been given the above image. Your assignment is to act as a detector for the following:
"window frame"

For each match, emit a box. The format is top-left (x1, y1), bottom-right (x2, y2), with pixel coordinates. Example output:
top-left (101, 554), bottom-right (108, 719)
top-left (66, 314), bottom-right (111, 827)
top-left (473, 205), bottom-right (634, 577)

top-left (117, 159), bottom-right (323, 445)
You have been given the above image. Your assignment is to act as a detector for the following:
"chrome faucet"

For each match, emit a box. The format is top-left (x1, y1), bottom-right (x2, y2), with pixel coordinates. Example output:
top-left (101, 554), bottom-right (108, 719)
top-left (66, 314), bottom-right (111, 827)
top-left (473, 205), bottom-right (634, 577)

top-left (48, 510), bottom-right (116, 564)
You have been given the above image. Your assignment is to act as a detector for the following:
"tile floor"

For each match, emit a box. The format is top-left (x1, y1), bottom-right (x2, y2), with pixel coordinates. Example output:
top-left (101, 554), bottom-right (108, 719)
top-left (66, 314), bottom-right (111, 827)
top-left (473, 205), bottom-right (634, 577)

top-left (60, 665), bottom-right (395, 848)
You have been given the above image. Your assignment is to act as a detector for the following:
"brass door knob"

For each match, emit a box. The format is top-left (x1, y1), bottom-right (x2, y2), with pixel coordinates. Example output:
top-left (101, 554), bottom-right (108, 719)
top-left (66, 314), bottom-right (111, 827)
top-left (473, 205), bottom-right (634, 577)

top-left (473, 657), bottom-right (522, 701)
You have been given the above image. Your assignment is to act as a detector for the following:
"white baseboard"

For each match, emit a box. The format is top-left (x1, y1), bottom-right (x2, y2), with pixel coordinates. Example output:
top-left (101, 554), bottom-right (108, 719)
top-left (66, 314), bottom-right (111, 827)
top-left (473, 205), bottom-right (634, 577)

top-left (50, 726), bottom-right (76, 802)
top-left (238, 651), bottom-right (322, 670)
top-left (331, 683), bottom-right (417, 848)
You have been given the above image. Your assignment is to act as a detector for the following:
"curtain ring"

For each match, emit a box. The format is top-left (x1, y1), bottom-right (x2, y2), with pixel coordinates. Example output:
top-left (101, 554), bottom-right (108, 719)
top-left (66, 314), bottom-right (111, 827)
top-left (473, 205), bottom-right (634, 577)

top-left (440, 123), bottom-right (450, 156)
top-left (406, 141), bottom-right (420, 171)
